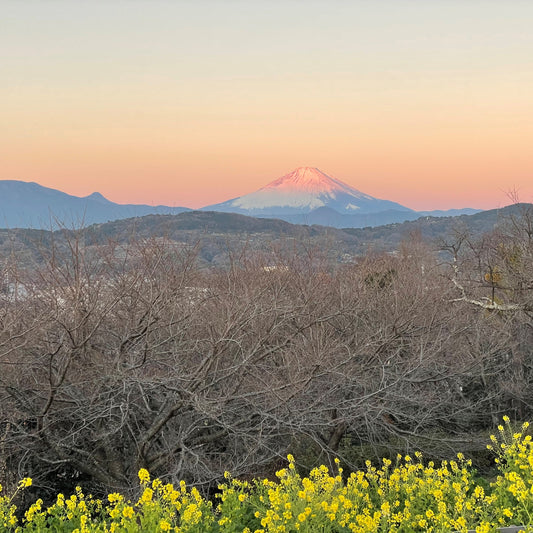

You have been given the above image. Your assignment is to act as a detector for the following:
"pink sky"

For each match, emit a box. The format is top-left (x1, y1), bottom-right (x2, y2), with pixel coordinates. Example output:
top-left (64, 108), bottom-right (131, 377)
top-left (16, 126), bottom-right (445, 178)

top-left (2, 1), bottom-right (532, 211)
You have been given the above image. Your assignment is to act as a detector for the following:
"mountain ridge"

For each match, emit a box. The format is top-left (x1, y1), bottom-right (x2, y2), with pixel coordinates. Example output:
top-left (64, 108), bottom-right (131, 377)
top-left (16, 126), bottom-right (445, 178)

top-left (0, 172), bottom-right (480, 230)
top-left (0, 180), bottom-right (190, 229)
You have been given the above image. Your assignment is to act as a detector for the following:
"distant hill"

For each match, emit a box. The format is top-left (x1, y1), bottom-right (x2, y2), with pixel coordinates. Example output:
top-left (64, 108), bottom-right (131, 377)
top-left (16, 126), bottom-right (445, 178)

top-left (342, 203), bottom-right (533, 250)
top-left (84, 210), bottom-right (327, 239)
top-left (266, 206), bottom-right (482, 228)
top-left (265, 207), bottom-right (418, 228)
top-left (1, 203), bottom-right (529, 268)
top-left (0, 180), bottom-right (190, 229)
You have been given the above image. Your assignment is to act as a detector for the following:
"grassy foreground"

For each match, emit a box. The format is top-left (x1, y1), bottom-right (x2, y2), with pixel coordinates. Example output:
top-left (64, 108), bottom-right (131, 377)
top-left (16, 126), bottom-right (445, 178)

top-left (2, 418), bottom-right (533, 533)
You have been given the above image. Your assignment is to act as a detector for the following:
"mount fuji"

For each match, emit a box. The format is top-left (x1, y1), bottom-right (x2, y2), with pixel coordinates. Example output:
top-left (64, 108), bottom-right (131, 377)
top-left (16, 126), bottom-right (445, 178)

top-left (203, 167), bottom-right (414, 220)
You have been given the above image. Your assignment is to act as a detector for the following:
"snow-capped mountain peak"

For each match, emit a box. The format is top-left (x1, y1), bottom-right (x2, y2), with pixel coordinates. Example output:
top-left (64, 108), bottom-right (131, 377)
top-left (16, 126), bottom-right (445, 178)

top-left (228, 167), bottom-right (377, 212)
top-left (203, 167), bottom-right (412, 216)
top-left (261, 167), bottom-right (372, 198)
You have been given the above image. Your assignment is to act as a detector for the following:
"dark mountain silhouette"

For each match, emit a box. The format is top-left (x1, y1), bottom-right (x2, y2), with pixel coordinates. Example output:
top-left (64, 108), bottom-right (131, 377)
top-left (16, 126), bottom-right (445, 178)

top-left (0, 180), bottom-right (190, 229)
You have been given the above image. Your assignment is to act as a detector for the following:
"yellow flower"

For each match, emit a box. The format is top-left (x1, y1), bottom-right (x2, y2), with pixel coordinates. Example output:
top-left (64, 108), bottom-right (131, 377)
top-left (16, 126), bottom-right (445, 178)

top-left (160, 519), bottom-right (171, 531)
top-left (18, 478), bottom-right (32, 488)
top-left (122, 505), bottom-right (135, 519)
top-left (141, 487), bottom-right (154, 503)
top-left (25, 499), bottom-right (43, 522)
top-left (138, 468), bottom-right (150, 484)
top-left (476, 522), bottom-right (492, 533)
top-left (455, 516), bottom-right (467, 529)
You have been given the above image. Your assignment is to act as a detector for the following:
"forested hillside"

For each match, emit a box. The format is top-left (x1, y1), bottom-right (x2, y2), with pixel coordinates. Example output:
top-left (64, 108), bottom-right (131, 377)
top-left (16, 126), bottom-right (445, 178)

top-left (1, 204), bottom-right (531, 268)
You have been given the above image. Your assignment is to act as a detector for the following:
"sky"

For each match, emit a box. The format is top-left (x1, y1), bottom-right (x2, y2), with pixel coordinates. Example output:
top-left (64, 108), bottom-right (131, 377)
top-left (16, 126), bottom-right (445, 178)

top-left (1, 0), bottom-right (533, 210)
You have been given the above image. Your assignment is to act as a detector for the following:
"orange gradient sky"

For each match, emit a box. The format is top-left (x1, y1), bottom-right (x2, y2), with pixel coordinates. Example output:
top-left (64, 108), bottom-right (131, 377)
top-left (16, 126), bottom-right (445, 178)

top-left (2, 1), bottom-right (533, 210)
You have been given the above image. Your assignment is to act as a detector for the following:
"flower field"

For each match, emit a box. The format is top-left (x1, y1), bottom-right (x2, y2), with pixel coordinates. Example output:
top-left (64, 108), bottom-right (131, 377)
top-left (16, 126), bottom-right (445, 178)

top-left (2, 418), bottom-right (533, 533)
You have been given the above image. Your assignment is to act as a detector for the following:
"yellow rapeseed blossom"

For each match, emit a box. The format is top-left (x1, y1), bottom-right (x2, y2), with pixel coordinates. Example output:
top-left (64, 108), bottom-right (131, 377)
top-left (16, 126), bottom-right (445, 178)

top-left (140, 487), bottom-right (154, 503)
top-left (122, 505), bottom-right (134, 518)
top-left (18, 478), bottom-right (32, 489)
top-left (159, 518), bottom-right (171, 531)
top-left (3, 418), bottom-right (533, 533)
top-left (138, 468), bottom-right (150, 484)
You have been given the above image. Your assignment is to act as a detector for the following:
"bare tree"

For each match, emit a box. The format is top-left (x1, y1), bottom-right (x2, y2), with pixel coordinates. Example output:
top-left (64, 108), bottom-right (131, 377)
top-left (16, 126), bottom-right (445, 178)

top-left (1, 220), bottom-right (532, 499)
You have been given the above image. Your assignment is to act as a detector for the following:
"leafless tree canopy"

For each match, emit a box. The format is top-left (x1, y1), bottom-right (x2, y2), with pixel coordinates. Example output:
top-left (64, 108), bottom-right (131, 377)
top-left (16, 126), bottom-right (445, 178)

top-left (1, 209), bottom-right (533, 498)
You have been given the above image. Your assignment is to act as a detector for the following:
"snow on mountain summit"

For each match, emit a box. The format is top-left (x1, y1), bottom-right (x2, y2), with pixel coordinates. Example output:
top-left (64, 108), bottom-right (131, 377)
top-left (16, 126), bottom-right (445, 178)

top-left (262, 167), bottom-right (371, 197)
top-left (203, 167), bottom-right (412, 216)
top-left (231, 167), bottom-right (374, 211)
